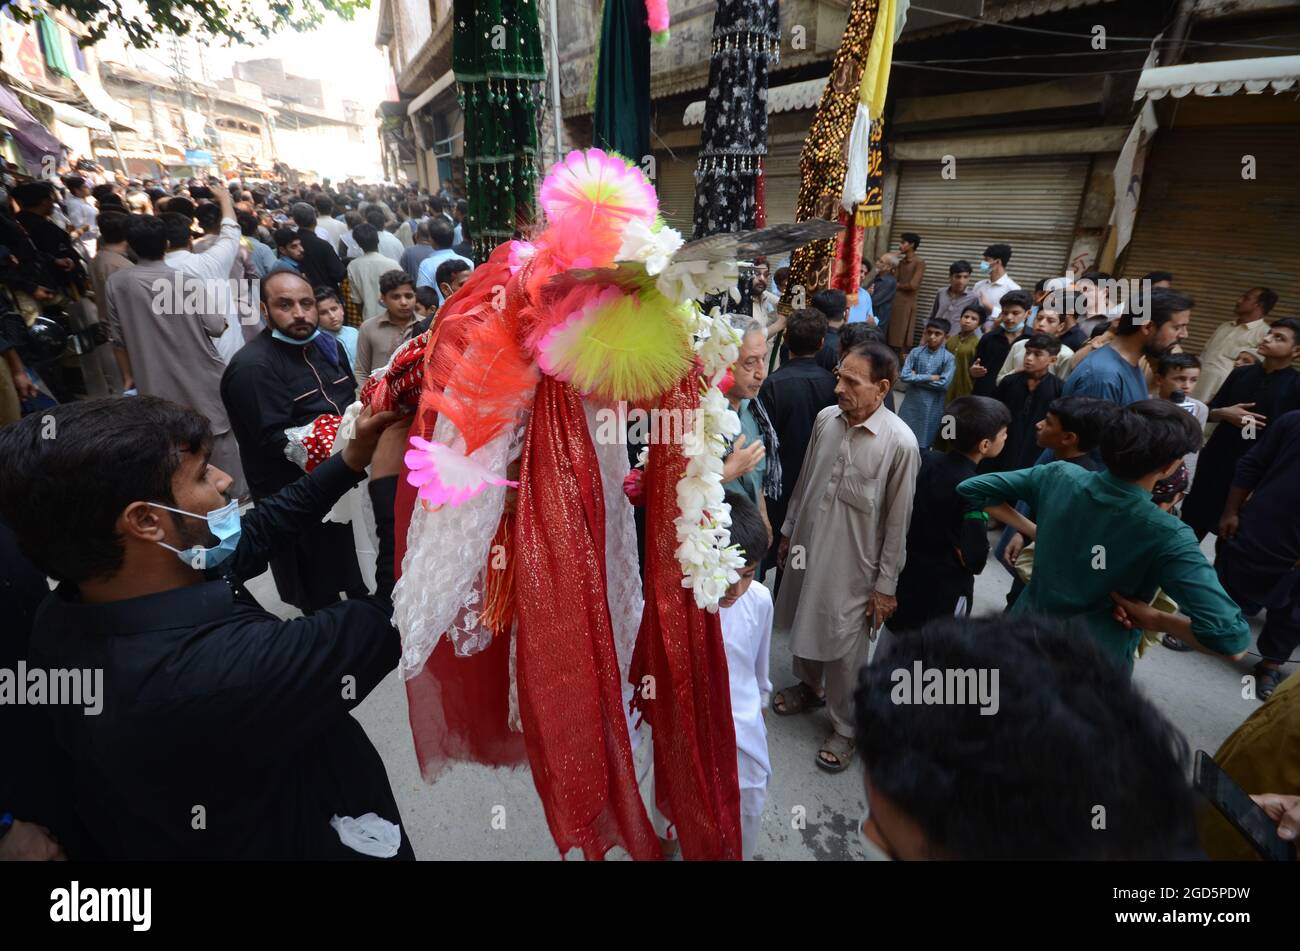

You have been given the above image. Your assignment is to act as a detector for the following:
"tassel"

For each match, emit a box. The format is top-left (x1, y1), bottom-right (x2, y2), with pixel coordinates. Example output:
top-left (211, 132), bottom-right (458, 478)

top-left (855, 206), bottom-right (883, 228)
top-left (481, 512), bottom-right (516, 639)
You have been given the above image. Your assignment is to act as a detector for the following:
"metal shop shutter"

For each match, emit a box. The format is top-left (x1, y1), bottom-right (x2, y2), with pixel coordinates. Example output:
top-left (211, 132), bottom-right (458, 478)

top-left (762, 139), bottom-right (803, 226)
top-left (1120, 125), bottom-right (1300, 355)
top-left (653, 147), bottom-right (698, 234)
top-left (888, 156), bottom-right (1090, 345)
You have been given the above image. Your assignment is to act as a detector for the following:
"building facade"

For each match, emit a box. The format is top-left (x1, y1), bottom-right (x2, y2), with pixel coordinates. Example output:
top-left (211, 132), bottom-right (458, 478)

top-left (0, 4), bottom-right (134, 176)
top-left (99, 63), bottom-right (275, 179)
top-left (374, 0), bottom-right (456, 190)
top-left (548, 0), bottom-right (1298, 351)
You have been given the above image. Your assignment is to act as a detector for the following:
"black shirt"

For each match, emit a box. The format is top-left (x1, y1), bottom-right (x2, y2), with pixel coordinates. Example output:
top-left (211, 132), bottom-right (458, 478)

top-left (971, 327), bottom-right (1022, 398)
top-left (16, 210), bottom-right (84, 289)
top-left (1227, 409), bottom-right (1300, 576)
top-left (1, 520), bottom-right (97, 856)
top-left (1182, 363), bottom-right (1300, 536)
top-left (30, 459), bottom-right (412, 860)
top-left (993, 371), bottom-right (1063, 472)
top-left (815, 325), bottom-right (842, 373)
top-left (296, 228), bottom-right (347, 293)
top-left (892, 450), bottom-right (988, 631)
top-left (1059, 324), bottom-right (1088, 352)
top-left (783, 326), bottom-right (841, 373)
top-left (869, 274), bottom-right (897, 326)
top-left (220, 329), bottom-right (358, 498)
top-left (757, 356), bottom-right (837, 500)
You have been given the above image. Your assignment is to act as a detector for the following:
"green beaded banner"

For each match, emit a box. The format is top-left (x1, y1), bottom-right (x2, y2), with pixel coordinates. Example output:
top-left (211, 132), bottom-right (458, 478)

top-left (453, 0), bottom-right (546, 261)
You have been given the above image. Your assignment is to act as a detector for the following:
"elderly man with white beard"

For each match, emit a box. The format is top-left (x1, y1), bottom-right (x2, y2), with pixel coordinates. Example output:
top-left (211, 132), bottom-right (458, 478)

top-left (771, 339), bottom-right (918, 774)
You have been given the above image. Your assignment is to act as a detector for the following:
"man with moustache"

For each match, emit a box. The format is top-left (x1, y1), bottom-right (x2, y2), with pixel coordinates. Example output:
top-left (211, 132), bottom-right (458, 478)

top-left (771, 340), bottom-right (918, 774)
top-left (1063, 288), bottom-right (1193, 406)
top-left (220, 269), bottom-right (367, 612)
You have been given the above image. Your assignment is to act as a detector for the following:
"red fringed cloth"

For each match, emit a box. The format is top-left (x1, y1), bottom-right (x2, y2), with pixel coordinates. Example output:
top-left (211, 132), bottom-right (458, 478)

top-left (834, 118), bottom-right (885, 307)
top-left (630, 371), bottom-right (743, 861)
top-left (376, 245), bottom-right (741, 859)
top-left (513, 375), bottom-right (661, 860)
top-left (389, 248), bottom-right (531, 782)
top-left (830, 207), bottom-right (866, 305)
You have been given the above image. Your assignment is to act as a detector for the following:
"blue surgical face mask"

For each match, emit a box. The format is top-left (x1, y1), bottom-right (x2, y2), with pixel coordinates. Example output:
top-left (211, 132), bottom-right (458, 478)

top-left (150, 499), bottom-right (241, 569)
top-left (271, 327), bottom-right (321, 346)
top-left (1003, 320), bottom-right (1026, 334)
top-left (979, 261), bottom-right (991, 273)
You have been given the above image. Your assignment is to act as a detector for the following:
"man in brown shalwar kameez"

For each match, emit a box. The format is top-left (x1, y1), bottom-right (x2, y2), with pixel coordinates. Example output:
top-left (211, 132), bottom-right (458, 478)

top-left (771, 339), bottom-right (919, 773)
top-left (886, 232), bottom-right (926, 352)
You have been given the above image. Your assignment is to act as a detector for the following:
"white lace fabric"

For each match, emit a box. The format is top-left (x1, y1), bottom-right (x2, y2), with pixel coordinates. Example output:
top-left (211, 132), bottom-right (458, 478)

top-left (282, 421), bottom-right (314, 470)
top-left (393, 415), bottom-right (520, 679)
top-left (583, 398), bottom-right (644, 680)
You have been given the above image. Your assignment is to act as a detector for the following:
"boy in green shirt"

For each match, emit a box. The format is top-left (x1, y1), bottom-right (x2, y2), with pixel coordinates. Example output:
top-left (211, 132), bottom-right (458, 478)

top-left (957, 399), bottom-right (1250, 671)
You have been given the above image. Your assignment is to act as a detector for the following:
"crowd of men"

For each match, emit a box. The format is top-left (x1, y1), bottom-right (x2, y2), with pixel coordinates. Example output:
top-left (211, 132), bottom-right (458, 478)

top-left (723, 237), bottom-right (1300, 858)
top-left (0, 170), bottom-right (473, 421)
top-left (1, 172), bottom-right (1298, 861)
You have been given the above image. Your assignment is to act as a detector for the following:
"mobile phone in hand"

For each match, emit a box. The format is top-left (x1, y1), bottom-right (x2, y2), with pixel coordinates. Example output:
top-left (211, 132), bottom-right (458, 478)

top-left (1194, 749), bottom-right (1295, 861)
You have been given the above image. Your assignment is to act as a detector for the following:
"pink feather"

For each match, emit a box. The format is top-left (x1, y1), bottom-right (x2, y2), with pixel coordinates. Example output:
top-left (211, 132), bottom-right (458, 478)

top-left (645, 0), bottom-right (669, 34)
top-left (404, 435), bottom-right (518, 508)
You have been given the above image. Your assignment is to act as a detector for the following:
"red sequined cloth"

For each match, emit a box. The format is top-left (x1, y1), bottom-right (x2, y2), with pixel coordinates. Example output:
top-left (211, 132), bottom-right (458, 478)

top-left (514, 375), bottom-right (660, 860)
top-left (630, 371), bottom-right (742, 860)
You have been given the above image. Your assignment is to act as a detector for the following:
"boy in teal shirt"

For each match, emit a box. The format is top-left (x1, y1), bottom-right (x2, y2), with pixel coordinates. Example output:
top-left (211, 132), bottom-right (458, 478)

top-left (957, 399), bottom-right (1250, 671)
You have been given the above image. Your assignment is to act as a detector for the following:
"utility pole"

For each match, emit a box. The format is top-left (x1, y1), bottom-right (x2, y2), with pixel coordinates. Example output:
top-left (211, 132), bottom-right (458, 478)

top-left (545, 0), bottom-right (563, 164)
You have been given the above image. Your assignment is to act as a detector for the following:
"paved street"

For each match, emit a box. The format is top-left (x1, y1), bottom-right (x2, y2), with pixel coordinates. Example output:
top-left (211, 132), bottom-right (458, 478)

top-left (245, 520), bottom-right (1288, 861)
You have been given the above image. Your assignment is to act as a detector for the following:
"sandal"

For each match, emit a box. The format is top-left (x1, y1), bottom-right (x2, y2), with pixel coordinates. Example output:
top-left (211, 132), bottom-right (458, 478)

top-left (772, 682), bottom-right (825, 716)
top-left (1254, 664), bottom-right (1285, 701)
top-left (1161, 633), bottom-right (1193, 652)
top-left (816, 732), bottom-right (855, 773)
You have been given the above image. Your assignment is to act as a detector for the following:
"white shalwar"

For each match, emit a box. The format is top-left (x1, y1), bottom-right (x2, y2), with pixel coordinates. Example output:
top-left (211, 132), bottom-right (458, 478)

top-left (722, 582), bottom-right (774, 860)
top-left (647, 582), bottom-right (773, 859)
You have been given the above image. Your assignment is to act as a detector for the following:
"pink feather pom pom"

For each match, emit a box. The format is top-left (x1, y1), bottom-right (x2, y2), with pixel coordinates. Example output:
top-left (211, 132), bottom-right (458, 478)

top-left (404, 435), bottom-right (518, 508)
top-left (538, 148), bottom-right (658, 232)
top-left (645, 0), bottom-right (669, 34)
top-left (507, 240), bottom-right (536, 275)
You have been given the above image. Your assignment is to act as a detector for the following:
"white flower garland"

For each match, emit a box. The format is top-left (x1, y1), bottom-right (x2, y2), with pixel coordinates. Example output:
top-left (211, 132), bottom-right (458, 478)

top-left (616, 220), bottom-right (747, 610)
top-left (674, 306), bottom-right (746, 612)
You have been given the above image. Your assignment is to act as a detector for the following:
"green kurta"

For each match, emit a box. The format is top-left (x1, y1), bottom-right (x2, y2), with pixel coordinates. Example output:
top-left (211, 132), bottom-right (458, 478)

top-left (957, 462), bottom-right (1251, 671)
top-left (945, 330), bottom-right (980, 402)
top-left (723, 399), bottom-right (767, 506)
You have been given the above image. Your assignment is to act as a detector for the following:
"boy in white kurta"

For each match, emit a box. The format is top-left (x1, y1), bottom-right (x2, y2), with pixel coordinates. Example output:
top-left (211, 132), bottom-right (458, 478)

top-left (651, 491), bottom-right (773, 860)
top-left (718, 491), bottom-right (775, 860)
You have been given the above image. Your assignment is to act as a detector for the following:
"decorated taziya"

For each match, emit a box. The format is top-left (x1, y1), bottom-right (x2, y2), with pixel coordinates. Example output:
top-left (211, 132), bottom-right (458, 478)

top-left (350, 148), bottom-right (839, 861)
top-left (399, 150), bottom-right (838, 608)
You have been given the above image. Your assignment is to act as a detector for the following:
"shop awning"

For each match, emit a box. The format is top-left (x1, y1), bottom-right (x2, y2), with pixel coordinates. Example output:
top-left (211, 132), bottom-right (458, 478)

top-left (69, 70), bottom-right (138, 130)
top-left (1134, 55), bottom-right (1300, 100)
top-left (23, 91), bottom-right (111, 132)
top-left (94, 146), bottom-right (161, 161)
top-left (684, 76), bottom-right (828, 126)
top-left (0, 81), bottom-right (64, 167)
top-left (408, 71), bottom-right (456, 116)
